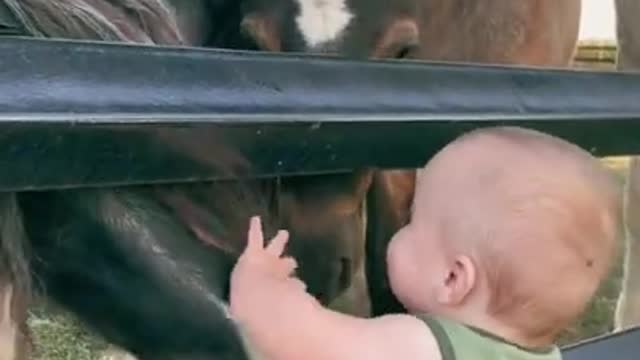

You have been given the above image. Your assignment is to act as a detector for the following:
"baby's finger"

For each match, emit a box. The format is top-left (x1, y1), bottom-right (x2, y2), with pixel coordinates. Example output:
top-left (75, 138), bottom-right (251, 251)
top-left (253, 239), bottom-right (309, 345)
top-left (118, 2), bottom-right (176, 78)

top-left (279, 256), bottom-right (298, 276)
top-left (246, 216), bottom-right (264, 253)
top-left (288, 277), bottom-right (308, 293)
top-left (266, 230), bottom-right (289, 257)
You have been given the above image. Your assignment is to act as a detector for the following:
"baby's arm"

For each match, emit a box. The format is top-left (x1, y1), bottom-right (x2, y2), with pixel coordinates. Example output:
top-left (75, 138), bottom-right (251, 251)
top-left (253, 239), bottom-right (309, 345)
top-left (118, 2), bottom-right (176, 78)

top-left (229, 217), bottom-right (442, 360)
top-left (241, 300), bottom-right (441, 360)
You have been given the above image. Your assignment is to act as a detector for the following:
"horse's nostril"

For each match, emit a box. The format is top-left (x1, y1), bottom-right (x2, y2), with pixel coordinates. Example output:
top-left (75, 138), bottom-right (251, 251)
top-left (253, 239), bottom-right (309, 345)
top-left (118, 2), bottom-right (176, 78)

top-left (373, 19), bottom-right (419, 59)
top-left (395, 46), bottom-right (412, 59)
top-left (339, 257), bottom-right (353, 290)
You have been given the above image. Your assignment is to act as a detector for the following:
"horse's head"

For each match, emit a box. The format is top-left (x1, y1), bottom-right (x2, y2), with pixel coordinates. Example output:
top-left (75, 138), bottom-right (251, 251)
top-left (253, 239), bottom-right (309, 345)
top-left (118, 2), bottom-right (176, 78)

top-left (278, 171), bottom-right (372, 305)
top-left (228, 0), bottom-right (422, 313)
top-left (234, 0), bottom-right (582, 65)
top-left (227, 0), bottom-right (583, 316)
top-left (237, 0), bottom-right (421, 59)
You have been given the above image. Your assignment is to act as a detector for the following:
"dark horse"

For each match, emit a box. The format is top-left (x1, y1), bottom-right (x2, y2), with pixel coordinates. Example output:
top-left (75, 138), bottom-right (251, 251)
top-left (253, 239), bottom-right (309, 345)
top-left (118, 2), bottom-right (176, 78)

top-left (0, 0), bottom-right (582, 359)
top-left (0, 1), bottom-right (377, 359)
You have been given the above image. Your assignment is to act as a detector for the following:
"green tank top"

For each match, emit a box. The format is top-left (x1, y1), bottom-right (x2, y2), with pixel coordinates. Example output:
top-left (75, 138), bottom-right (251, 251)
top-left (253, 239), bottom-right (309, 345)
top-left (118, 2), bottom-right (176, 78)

top-left (418, 315), bottom-right (562, 360)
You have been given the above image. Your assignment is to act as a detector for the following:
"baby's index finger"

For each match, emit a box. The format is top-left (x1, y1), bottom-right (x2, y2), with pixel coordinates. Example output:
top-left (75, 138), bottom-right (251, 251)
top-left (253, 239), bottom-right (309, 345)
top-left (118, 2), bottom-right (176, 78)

top-left (247, 216), bottom-right (265, 252)
top-left (266, 230), bottom-right (290, 257)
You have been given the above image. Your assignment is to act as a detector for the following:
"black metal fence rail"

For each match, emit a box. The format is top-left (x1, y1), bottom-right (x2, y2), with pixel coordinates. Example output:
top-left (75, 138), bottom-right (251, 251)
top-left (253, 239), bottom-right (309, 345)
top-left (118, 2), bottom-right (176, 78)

top-left (1, 37), bottom-right (640, 191)
top-left (562, 326), bottom-right (640, 360)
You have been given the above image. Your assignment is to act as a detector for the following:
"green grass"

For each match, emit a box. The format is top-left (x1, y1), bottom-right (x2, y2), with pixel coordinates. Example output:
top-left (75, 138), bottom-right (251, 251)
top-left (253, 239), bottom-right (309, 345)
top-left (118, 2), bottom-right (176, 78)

top-left (28, 303), bottom-right (109, 360)
top-left (26, 157), bottom-right (633, 358)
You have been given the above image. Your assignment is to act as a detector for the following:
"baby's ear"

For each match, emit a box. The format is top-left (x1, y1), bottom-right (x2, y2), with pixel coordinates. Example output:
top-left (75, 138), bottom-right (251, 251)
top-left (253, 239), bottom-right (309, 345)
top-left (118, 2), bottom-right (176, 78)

top-left (436, 255), bottom-right (477, 306)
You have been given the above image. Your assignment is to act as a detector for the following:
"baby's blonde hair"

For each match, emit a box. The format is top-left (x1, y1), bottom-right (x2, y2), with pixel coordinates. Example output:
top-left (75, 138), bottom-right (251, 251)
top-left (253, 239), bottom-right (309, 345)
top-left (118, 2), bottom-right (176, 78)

top-left (420, 127), bottom-right (621, 343)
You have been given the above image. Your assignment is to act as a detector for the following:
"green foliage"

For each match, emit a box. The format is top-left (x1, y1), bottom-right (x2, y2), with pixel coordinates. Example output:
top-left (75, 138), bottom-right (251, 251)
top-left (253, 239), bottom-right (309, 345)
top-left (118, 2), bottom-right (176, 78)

top-left (28, 304), bottom-right (108, 360)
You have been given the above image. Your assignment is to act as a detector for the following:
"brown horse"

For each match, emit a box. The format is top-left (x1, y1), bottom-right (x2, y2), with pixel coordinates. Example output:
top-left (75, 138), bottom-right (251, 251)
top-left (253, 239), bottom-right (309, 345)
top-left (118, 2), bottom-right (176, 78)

top-left (229, 0), bottom-right (582, 315)
top-left (235, 0), bottom-right (580, 63)
top-left (613, 0), bottom-right (640, 331)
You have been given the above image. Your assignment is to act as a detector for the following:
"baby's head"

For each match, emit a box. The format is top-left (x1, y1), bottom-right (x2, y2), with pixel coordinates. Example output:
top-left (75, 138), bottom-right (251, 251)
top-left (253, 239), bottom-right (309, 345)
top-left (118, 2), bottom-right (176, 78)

top-left (387, 127), bottom-right (620, 346)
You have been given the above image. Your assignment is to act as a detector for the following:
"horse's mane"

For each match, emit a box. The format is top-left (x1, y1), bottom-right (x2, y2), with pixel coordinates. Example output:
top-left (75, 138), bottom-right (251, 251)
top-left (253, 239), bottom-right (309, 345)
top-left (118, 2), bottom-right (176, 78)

top-left (0, 0), bottom-right (187, 307)
top-left (0, 0), bottom-right (274, 278)
top-left (2, 0), bottom-right (183, 44)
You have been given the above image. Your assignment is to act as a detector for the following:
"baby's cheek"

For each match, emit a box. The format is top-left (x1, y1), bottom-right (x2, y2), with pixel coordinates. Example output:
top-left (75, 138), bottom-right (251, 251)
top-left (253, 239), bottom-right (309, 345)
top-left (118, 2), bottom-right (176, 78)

top-left (386, 245), bottom-right (419, 311)
top-left (386, 235), bottom-right (402, 272)
top-left (386, 235), bottom-right (411, 290)
top-left (386, 227), bottom-right (412, 263)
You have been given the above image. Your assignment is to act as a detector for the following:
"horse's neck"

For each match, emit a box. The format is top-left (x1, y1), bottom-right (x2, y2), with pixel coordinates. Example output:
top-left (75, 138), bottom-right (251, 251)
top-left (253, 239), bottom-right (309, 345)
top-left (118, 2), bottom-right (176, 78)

top-left (419, 0), bottom-right (531, 60)
top-left (0, 0), bottom-right (183, 44)
top-left (417, 0), bottom-right (577, 65)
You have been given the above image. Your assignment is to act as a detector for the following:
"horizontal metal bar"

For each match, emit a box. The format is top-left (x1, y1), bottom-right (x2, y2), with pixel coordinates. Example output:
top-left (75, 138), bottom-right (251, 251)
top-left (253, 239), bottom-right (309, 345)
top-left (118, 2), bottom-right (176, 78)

top-left (1, 37), bottom-right (640, 191)
top-left (562, 326), bottom-right (640, 360)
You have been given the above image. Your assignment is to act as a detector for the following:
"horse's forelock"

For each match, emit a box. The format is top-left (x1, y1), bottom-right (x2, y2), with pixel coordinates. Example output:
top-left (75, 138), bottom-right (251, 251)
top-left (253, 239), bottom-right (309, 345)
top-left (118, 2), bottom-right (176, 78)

top-left (2, 0), bottom-right (183, 44)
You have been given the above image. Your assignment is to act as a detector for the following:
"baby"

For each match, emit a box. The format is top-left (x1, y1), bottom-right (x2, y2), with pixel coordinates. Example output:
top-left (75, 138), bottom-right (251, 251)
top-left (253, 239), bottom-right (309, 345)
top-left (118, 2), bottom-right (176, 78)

top-left (229, 126), bottom-right (621, 360)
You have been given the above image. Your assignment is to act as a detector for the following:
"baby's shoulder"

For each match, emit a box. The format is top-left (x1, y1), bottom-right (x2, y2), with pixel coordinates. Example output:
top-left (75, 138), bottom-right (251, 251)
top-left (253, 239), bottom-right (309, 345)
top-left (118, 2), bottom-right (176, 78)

top-left (366, 314), bottom-right (443, 360)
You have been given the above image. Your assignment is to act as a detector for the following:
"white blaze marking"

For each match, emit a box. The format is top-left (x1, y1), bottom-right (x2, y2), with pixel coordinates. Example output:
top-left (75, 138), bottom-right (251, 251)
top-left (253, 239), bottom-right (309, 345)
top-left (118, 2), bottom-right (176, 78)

top-left (295, 0), bottom-right (354, 48)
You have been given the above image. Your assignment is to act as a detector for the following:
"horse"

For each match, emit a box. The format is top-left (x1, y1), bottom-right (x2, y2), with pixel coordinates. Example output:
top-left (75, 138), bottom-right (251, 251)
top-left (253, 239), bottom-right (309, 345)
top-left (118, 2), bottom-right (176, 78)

top-left (223, 0), bottom-right (582, 316)
top-left (0, 0), bottom-right (583, 359)
top-left (229, 0), bottom-right (580, 64)
top-left (613, 0), bottom-right (640, 331)
top-left (0, 1), bottom-right (246, 359)
top-left (0, 1), bottom-right (381, 359)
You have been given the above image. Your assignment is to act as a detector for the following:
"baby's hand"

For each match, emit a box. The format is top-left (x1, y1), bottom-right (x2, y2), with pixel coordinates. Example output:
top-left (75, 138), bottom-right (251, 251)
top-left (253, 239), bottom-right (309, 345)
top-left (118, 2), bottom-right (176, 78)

top-left (230, 216), bottom-right (306, 320)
